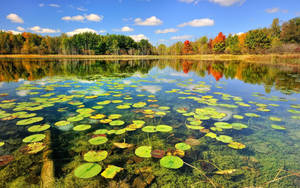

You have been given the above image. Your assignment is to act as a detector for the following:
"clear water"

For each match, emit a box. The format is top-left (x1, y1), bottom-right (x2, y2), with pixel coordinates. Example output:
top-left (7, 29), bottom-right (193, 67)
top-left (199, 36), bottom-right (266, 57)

top-left (0, 59), bottom-right (300, 187)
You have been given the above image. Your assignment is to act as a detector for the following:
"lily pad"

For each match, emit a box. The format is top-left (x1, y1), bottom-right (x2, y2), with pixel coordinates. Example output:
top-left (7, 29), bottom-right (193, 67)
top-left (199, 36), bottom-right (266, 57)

top-left (90, 114), bottom-right (106, 119)
top-left (88, 136), bottom-right (108, 145)
top-left (109, 120), bottom-right (125, 126)
top-left (205, 132), bottom-right (217, 138)
top-left (100, 119), bottom-right (112, 124)
top-left (228, 142), bottom-right (246, 149)
top-left (271, 124), bottom-right (286, 130)
top-left (28, 124), bottom-right (50, 132)
top-left (108, 114), bottom-right (122, 120)
top-left (73, 124), bottom-right (91, 131)
top-left (151, 149), bottom-right (165, 158)
top-left (175, 143), bottom-right (191, 151)
top-left (55, 120), bottom-right (70, 126)
top-left (16, 117), bottom-right (44, 125)
top-left (25, 142), bottom-right (46, 154)
top-left (23, 134), bottom-right (46, 143)
top-left (101, 165), bottom-right (123, 179)
top-left (216, 135), bottom-right (232, 143)
top-left (84, 151), bottom-right (108, 162)
top-left (142, 126), bottom-right (157, 133)
top-left (231, 123), bottom-right (248, 130)
top-left (113, 142), bottom-right (133, 149)
top-left (0, 155), bottom-right (14, 166)
top-left (160, 156), bottom-right (184, 169)
top-left (67, 116), bottom-right (84, 122)
top-left (214, 122), bottom-right (232, 129)
top-left (116, 105), bottom-right (131, 109)
top-left (156, 125), bottom-right (173, 132)
top-left (0, 142), bottom-right (4, 147)
top-left (74, 163), bottom-right (102, 179)
top-left (269, 116), bottom-right (282, 122)
top-left (135, 146), bottom-right (152, 158)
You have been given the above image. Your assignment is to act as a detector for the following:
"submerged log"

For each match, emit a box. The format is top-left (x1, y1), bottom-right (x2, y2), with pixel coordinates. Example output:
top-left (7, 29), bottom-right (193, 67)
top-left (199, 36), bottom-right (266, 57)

top-left (41, 131), bottom-right (55, 188)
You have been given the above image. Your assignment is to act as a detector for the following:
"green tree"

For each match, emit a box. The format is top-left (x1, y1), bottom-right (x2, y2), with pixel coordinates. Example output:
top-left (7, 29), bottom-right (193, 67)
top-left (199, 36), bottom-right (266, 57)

top-left (280, 17), bottom-right (300, 43)
top-left (225, 34), bottom-right (241, 54)
top-left (244, 29), bottom-right (271, 53)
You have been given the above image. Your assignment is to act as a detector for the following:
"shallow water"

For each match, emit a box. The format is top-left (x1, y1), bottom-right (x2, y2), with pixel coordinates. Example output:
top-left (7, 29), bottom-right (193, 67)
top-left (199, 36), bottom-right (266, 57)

top-left (0, 59), bottom-right (300, 187)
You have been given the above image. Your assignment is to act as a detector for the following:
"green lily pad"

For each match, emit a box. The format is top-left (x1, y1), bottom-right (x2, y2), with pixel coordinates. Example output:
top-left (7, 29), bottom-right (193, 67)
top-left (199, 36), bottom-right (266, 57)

top-left (93, 129), bottom-right (107, 134)
top-left (0, 142), bottom-right (4, 147)
top-left (67, 116), bottom-right (84, 122)
top-left (23, 134), bottom-right (46, 143)
top-left (228, 142), bottom-right (246, 149)
top-left (245, 113), bottom-right (260, 118)
top-left (92, 106), bottom-right (104, 110)
top-left (175, 143), bottom-right (191, 151)
top-left (269, 116), bottom-right (282, 122)
top-left (233, 115), bottom-right (244, 119)
top-left (214, 122), bottom-right (232, 129)
top-left (133, 102), bottom-right (147, 108)
top-left (97, 100), bottom-right (111, 105)
top-left (28, 124), bottom-right (50, 132)
top-left (74, 163), bottom-right (102, 179)
top-left (231, 123), bottom-right (248, 130)
top-left (116, 105), bottom-right (131, 109)
top-left (73, 124), bottom-right (91, 131)
top-left (160, 156), bottom-right (184, 169)
top-left (205, 132), bottom-right (217, 138)
top-left (101, 165), bottom-right (123, 179)
top-left (25, 142), bottom-right (46, 154)
top-left (132, 120), bottom-right (145, 127)
top-left (17, 113), bottom-right (37, 119)
top-left (16, 117), bottom-right (44, 125)
top-left (135, 146), bottom-right (152, 158)
top-left (55, 120), bottom-right (70, 126)
top-left (109, 120), bottom-right (125, 126)
top-left (156, 125), bottom-right (173, 132)
top-left (84, 151), bottom-right (108, 162)
top-left (216, 135), bottom-right (233, 143)
top-left (88, 136), bottom-right (108, 145)
top-left (271, 124), bottom-right (286, 130)
top-left (108, 114), bottom-right (122, 120)
top-left (142, 126), bottom-right (157, 133)
top-left (159, 106), bottom-right (170, 110)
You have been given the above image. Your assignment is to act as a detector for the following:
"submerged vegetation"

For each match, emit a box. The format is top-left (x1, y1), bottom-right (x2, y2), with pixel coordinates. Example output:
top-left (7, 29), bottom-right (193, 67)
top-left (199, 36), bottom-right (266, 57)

top-left (0, 59), bottom-right (299, 187)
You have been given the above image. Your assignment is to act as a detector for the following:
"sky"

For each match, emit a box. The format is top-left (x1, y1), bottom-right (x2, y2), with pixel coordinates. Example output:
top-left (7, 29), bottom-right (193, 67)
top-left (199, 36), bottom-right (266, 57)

top-left (1, 0), bottom-right (299, 45)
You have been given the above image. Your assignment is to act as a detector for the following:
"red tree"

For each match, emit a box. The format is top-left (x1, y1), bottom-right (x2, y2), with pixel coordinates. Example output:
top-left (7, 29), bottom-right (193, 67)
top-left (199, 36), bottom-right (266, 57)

top-left (212, 32), bottom-right (226, 47)
top-left (182, 40), bottom-right (193, 54)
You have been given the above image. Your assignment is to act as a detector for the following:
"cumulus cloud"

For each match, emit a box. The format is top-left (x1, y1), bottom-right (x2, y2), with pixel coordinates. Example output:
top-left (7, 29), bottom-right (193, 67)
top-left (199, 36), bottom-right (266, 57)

top-left (130, 34), bottom-right (148, 42)
top-left (7, 30), bottom-right (21, 35)
top-left (155, 28), bottom-right (178, 34)
top-left (99, 30), bottom-right (107, 33)
top-left (30, 26), bottom-right (60, 34)
top-left (134, 16), bottom-right (163, 26)
top-left (115, 26), bottom-right (134, 32)
top-left (171, 35), bottom-right (193, 40)
top-left (178, 18), bottom-right (214, 27)
top-left (17, 26), bottom-right (25, 31)
top-left (77, 7), bottom-right (88, 11)
top-left (62, 14), bottom-right (103, 22)
top-left (66, 28), bottom-right (98, 36)
top-left (6, 13), bottom-right (24, 23)
top-left (209, 0), bottom-right (244, 6)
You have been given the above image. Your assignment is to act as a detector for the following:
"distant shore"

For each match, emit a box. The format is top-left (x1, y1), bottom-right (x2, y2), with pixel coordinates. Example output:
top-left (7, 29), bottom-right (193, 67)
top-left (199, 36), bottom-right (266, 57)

top-left (0, 54), bottom-right (300, 64)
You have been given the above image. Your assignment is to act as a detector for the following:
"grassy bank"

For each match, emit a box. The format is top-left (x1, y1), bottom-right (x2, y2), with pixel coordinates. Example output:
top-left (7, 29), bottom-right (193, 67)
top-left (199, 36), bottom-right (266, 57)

top-left (0, 54), bottom-right (300, 64)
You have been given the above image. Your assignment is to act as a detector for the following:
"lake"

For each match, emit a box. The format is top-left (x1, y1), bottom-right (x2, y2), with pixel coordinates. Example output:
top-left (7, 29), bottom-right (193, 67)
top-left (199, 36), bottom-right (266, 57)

top-left (0, 59), bottom-right (300, 187)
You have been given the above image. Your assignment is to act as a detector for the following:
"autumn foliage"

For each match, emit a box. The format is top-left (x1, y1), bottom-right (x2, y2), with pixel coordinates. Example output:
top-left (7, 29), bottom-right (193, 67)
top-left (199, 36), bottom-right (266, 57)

top-left (182, 40), bottom-right (194, 54)
top-left (212, 32), bottom-right (226, 53)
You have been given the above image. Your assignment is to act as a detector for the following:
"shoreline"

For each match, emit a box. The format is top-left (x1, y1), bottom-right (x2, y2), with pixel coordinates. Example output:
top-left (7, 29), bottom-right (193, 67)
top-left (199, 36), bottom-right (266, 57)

top-left (0, 54), bottom-right (300, 64)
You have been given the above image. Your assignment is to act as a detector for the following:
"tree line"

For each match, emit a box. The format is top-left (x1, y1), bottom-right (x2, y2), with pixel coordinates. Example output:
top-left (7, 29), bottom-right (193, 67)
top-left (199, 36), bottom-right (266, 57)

top-left (0, 17), bottom-right (299, 55)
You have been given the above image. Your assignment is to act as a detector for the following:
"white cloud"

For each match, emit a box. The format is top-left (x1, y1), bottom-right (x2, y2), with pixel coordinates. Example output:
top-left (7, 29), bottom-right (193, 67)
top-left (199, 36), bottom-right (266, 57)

top-left (62, 15), bottom-right (85, 21)
top-left (66, 28), bottom-right (98, 36)
top-left (77, 7), bottom-right (88, 11)
top-left (62, 14), bottom-right (103, 22)
top-left (99, 30), bottom-right (107, 33)
top-left (7, 30), bottom-right (21, 35)
top-left (209, 0), bottom-right (244, 6)
top-left (39, 3), bottom-right (45, 7)
top-left (121, 26), bottom-right (134, 32)
top-left (134, 16), bottom-right (163, 26)
top-left (178, 0), bottom-right (196, 3)
top-left (30, 26), bottom-right (60, 34)
top-left (17, 26), bottom-right (25, 31)
top-left (49, 4), bottom-right (60, 8)
top-left (171, 35), bottom-right (193, 40)
top-left (6, 13), bottom-right (24, 24)
top-left (265, 7), bottom-right (279, 13)
top-left (130, 34), bottom-right (148, 42)
top-left (265, 8), bottom-right (288, 14)
top-left (178, 18), bottom-right (214, 27)
top-left (85, 14), bottom-right (103, 22)
top-left (155, 28), bottom-right (178, 34)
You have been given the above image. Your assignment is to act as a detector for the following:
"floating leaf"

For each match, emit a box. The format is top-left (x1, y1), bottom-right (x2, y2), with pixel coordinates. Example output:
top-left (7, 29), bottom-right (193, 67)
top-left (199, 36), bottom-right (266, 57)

top-left (109, 120), bottom-right (125, 126)
top-left (215, 169), bottom-right (237, 175)
top-left (269, 116), bottom-right (282, 122)
top-left (160, 156), bottom-right (183, 169)
top-left (271, 124), bottom-right (286, 130)
top-left (55, 120), bottom-right (70, 126)
top-left (116, 105), bottom-right (131, 109)
top-left (100, 119), bottom-right (112, 124)
top-left (151, 149), bottom-right (165, 158)
top-left (245, 113), bottom-right (260, 118)
top-left (23, 134), bottom-right (46, 143)
top-left (159, 106), bottom-right (170, 110)
top-left (205, 132), bottom-right (217, 138)
top-left (142, 126), bottom-right (157, 133)
top-left (67, 116), bottom-right (84, 122)
top-left (108, 114), bottom-right (122, 120)
top-left (175, 143), bottom-right (191, 151)
top-left (133, 102), bottom-right (146, 108)
top-left (132, 120), bottom-right (145, 128)
top-left (28, 124), bottom-right (50, 132)
top-left (88, 136), bottom-right (108, 145)
top-left (16, 117), bottom-right (44, 126)
top-left (231, 123), bottom-right (248, 130)
top-left (135, 146), bottom-right (152, 158)
top-left (214, 122), bottom-right (232, 129)
top-left (0, 155), bottom-right (14, 166)
top-left (113, 142), bottom-right (133, 149)
top-left (0, 142), bottom-right (4, 147)
top-left (73, 124), bottom-right (91, 131)
top-left (101, 165), bottom-right (123, 179)
top-left (233, 115), bottom-right (244, 119)
top-left (156, 125), bottom-right (173, 132)
top-left (74, 163), bottom-right (102, 179)
top-left (216, 135), bottom-right (232, 143)
top-left (84, 151), bottom-right (108, 162)
top-left (228, 142), bottom-right (246, 149)
top-left (90, 114), bottom-right (106, 119)
top-left (25, 142), bottom-right (46, 154)
top-left (93, 129), bottom-right (107, 134)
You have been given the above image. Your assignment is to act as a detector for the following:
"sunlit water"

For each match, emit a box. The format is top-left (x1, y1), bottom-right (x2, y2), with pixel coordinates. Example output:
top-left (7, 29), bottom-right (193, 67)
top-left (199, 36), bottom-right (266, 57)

top-left (0, 59), bottom-right (300, 187)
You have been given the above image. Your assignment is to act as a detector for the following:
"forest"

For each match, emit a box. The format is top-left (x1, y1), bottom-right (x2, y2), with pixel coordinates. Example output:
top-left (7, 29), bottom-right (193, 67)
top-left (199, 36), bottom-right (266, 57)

top-left (0, 17), bottom-right (299, 55)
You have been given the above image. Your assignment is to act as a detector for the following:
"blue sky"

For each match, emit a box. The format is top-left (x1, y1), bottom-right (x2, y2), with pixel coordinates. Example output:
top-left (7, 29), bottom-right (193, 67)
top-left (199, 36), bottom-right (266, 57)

top-left (1, 0), bottom-right (299, 45)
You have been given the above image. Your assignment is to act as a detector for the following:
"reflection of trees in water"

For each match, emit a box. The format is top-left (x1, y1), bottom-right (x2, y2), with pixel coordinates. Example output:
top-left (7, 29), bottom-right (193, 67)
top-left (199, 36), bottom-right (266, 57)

top-left (0, 58), bottom-right (299, 93)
